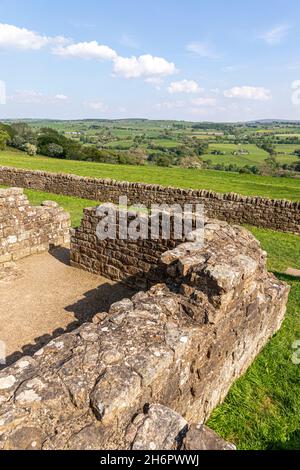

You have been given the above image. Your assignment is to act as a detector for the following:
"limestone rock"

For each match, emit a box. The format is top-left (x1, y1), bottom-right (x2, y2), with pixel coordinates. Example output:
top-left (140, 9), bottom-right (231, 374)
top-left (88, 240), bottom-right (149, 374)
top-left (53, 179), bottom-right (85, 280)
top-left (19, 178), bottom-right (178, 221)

top-left (0, 219), bottom-right (289, 450)
top-left (128, 405), bottom-right (188, 450)
top-left (0, 187), bottom-right (70, 272)
top-left (183, 424), bottom-right (236, 451)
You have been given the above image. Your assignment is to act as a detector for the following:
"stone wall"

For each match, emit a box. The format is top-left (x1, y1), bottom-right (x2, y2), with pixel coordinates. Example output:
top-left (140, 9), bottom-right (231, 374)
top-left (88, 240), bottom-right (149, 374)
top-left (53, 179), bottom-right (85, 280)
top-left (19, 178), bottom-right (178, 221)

top-left (0, 218), bottom-right (289, 450)
top-left (0, 166), bottom-right (299, 234)
top-left (70, 205), bottom-right (200, 288)
top-left (0, 187), bottom-right (70, 266)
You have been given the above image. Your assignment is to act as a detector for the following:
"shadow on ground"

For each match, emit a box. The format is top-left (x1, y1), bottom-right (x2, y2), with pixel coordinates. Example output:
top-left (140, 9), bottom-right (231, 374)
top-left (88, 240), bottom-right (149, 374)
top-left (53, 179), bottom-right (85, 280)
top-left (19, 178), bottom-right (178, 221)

top-left (2, 247), bottom-right (136, 368)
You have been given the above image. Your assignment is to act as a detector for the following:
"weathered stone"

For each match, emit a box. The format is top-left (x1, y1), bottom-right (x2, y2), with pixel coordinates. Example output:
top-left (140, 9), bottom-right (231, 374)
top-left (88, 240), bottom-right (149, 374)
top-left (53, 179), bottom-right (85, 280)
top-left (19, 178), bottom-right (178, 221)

top-left (0, 188), bottom-right (70, 273)
top-left (0, 217), bottom-right (289, 450)
top-left (183, 424), bottom-right (236, 451)
top-left (3, 426), bottom-right (43, 450)
top-left (128, 405), bottom-right (188, 450)
top-left (0, 166), bottom-right (299, 234)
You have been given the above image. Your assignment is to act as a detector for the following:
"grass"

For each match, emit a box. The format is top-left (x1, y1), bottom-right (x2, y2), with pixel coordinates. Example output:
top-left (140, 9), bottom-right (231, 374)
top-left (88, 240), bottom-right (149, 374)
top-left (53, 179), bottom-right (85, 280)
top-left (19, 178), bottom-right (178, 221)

top-left (204, 143), bottom-right (298, 167)
top-left (0, 181), bottom-right (299, 450)
top-left (105, 140), bottom-right (134, 149)
top-left (208, 227), bottom-right (300, 450)
top-left (1, 149), bottom-right (300, 201)
top-left (275, 144), bottom-right (300, 154)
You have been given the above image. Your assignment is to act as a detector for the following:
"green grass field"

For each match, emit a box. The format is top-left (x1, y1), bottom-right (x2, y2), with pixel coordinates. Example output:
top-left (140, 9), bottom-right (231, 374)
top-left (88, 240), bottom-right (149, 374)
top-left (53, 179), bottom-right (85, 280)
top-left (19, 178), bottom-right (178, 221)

top-left (275, 143), bottom-right (300, 154)
top-left (208, 227), bottom-right (300, 450)
top-left (203, 143), bottom-right (299, 167)
top-left (1, 149), bottom-right (300, 201)
top-left (105, 140), bottom-right (134, 149)
top-left (0, 182), bottom-right (299, 450)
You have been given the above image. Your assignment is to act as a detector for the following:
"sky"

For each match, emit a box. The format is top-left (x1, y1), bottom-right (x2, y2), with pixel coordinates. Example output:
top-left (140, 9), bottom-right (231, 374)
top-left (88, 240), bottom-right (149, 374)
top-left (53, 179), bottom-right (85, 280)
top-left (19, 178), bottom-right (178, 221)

top-left (1, 0), bottom-right (300, 122)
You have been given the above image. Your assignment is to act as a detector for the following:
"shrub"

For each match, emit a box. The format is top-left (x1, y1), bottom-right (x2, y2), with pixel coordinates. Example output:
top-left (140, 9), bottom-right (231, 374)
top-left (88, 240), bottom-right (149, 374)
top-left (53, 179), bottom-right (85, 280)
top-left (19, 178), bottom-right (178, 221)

top-left (24, 143), bottom-right (37, 156)
top-left (0, 130), bottom-right (10, 150)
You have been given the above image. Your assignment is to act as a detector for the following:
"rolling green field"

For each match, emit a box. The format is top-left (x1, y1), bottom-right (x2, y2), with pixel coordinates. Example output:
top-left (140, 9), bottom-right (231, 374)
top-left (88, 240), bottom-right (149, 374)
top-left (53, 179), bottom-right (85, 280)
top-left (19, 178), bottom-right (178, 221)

top-left (0, 182), bottom-right (299, 450)
top-left (209, 227), bottom-right (300, 450)
top-left (203, 143), bottom-right (299, 167)
top-left (1, 149), bottom-right (300, 201)
top-left (203, 143), bottom-right (269, 166)
top-left (275, 143), bottom-right (300, 154)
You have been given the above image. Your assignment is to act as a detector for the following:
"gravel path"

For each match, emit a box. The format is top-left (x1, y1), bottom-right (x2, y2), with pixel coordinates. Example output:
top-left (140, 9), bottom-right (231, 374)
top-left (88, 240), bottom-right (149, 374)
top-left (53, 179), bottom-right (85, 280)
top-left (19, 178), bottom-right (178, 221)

top-left (0, 248), bottom-right (132, 366)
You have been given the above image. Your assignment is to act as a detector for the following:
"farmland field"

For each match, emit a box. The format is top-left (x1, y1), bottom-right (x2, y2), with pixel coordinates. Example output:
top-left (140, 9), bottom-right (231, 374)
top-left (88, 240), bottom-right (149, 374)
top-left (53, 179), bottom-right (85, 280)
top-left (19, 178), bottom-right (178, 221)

top-left (275, 143), bottom-right (300, 154)
top-left (203, 143), bottom-right (269, 166)
top-left (3, 118), bottom-right (300, 173)
top-left (203, 143), bottom-right (299, 167)
top-left (1, 149), bottom-right (300, 200)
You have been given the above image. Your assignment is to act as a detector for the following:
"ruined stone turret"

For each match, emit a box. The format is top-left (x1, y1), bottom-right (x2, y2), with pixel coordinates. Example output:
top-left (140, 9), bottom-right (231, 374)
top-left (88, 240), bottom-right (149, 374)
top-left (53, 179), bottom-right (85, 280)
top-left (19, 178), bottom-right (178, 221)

top-left (0, 218), bottom-right (289, 450)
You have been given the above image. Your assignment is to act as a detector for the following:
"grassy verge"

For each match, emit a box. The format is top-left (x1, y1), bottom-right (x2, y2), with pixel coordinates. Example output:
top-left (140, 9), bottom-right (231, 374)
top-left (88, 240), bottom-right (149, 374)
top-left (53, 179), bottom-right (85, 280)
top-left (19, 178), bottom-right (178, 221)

top-left (208, 228), bottom-right (300, 450)
top-left (1, 149), bottom-right (300, 201)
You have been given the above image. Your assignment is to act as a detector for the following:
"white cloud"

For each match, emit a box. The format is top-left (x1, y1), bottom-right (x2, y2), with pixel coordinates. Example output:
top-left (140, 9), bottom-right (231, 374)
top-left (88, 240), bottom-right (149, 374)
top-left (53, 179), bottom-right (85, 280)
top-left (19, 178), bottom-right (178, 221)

top-left (0, 23), bottom-right (67, 50)
top-left (54, 41), bottom-right (117, 60)
top-left (8, 90), bottom-right (69, 104)
top-left (155, 100), bottom-right (185, 110)
top-left (167, 79), bottom-right (202, 94)
top-left (292, 80), bottom-right (300, 90)
top-left (224, 86), bottom-right (272, 101)
top-left (191, 97), bottom-right (217, 106)
top-left (84, 101), bottom-right (108, 111)
top-left (0, 23), bottom-right (177, 83)
top-left (156, 96), bottom-right (217, 111)
top-left (55, 94), bottom-right (68, 100)
top-left (113, 54), bottom-right (176, 79)
top-left (186, 41), bottom-right (219, 59)
top-left (145, 77), bottom-right (164, 90)
top-left (291, 80), bottom-right (300, 106)
top-left (8, 90), bottom-right (45, 104)
top-left (55, 41), bottom-right (176, 80)
top-left (261, 24), bottom-right (290, 45)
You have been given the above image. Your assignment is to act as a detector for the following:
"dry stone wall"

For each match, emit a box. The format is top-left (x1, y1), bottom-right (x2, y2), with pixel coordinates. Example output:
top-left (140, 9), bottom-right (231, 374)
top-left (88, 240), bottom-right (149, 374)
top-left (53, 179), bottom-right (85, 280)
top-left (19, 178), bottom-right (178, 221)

top-left (0, 218), bottom-right (289, 450)
top-left (70, 206), bottom-right (198, 288)
top-left (0, 166), bottom-right (299, 234)
top-left (0, 187), bottom-right (70, 266)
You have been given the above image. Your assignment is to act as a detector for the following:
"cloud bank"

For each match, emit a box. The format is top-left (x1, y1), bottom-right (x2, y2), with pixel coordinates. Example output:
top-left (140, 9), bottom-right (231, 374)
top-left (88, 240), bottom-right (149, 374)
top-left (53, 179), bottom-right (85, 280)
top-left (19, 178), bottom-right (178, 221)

top-left (0, 23), bottom-right (176, 82)
top-left (167, 79), bottom-right (202, 94)
top-left (224, 86), bottom-right (272, 101)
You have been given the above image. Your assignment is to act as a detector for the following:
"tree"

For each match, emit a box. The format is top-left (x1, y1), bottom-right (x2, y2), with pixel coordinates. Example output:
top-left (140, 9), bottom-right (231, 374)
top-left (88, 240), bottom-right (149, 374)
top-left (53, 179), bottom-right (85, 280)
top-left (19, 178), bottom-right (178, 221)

top-left (260, 155), bottom-right (278, 176)
top-left (11, 135), bottom-right (26, 150)
top-left (155, 155), bottom-right (172, 167)
top-left (0, 130), bottom-right (10, 150)
top-left (24, 143), bottom-right (37, 156)
top-left (11, 122), bottom-right (36, 145)
top-left (294, 149), bottom-right (300, 158)
top-left (180, 156), bottom-right (203, 169)
top-left (127, 148), bottom-right (148, 165)
top-left (47, 143), bottom-right (64, 158)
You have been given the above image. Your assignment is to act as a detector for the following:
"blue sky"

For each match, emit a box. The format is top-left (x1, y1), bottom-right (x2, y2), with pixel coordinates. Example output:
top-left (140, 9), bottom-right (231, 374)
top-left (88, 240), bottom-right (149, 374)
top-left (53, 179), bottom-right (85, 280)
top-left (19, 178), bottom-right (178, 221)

top-left (1, 0), bottom-right (300, 121)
